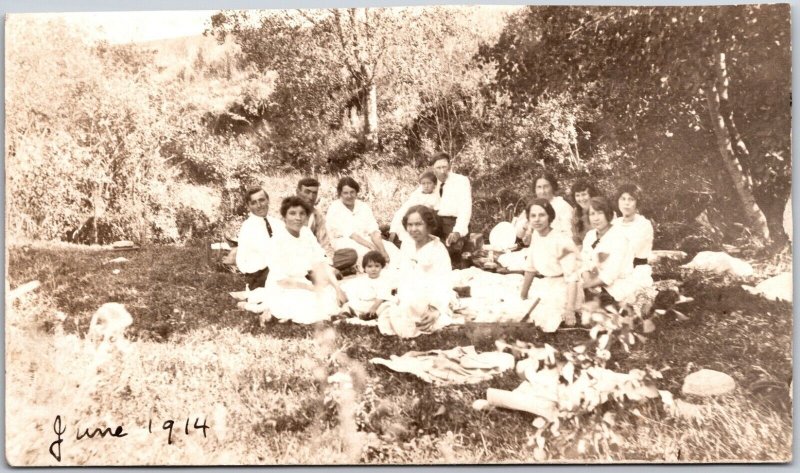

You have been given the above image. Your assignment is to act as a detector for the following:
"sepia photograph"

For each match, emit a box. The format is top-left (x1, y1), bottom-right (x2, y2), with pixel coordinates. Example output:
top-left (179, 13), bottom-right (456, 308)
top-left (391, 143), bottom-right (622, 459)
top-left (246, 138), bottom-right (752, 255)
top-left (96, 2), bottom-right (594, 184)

top-left (4, 3), bottom-right (793, 465)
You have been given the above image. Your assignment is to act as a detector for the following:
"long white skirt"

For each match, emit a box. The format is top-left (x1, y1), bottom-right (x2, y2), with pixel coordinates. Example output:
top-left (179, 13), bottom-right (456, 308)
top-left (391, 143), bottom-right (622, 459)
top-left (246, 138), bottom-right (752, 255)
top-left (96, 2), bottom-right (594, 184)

top-left (525, 276), bottom-right (569, 333)
top-left (263, 279), bottom-right (340, 324)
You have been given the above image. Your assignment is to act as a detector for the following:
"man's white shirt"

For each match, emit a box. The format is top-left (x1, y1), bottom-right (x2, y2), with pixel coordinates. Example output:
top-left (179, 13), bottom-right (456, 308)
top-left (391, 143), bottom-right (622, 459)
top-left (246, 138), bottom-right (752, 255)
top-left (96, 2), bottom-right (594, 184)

top-left (435, 172), bottom-right (472, 236)
top-left (235, 213), bottom-right (284, 274)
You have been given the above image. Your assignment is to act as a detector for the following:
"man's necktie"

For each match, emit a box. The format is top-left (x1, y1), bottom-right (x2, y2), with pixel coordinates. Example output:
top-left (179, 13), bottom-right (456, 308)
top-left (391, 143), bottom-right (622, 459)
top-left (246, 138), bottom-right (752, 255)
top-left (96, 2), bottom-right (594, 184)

top-left (264, 217), bottom-right (273, 237)
top-left (591, 235), bottom-right (601, 249)
top-left (439, 180), bottom-right (445, 197)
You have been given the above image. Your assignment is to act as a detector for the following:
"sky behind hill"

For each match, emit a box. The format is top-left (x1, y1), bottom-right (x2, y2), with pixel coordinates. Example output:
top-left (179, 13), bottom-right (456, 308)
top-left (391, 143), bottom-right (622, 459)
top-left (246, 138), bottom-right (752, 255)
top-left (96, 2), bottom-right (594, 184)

top-left (18, 6), bottom-right (521, 45)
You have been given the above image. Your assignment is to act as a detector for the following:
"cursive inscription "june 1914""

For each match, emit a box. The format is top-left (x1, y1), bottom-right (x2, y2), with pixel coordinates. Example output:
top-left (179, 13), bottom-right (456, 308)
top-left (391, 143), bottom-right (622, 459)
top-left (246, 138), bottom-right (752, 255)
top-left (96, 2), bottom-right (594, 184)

top-left (48, 414), bottom-right (209, 462)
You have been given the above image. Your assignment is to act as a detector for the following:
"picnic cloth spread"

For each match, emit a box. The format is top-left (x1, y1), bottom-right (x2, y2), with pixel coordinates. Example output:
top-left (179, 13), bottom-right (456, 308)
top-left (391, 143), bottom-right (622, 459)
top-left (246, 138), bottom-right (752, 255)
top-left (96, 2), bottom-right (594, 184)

top-left (370, 346), bottom-right (515, 385)
top-left (451, 268), bottom-right (532, 323)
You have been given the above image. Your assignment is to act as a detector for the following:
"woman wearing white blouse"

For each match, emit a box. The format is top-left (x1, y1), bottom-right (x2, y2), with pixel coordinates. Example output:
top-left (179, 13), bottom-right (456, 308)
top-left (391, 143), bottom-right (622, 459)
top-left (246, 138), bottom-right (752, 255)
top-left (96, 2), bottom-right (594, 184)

top-left (514, 173), bottom-right (574, 245)
top-left (326, 176), bottom-right (399, 271)
top-left (611, 183), bottom-right (655, 290)
top-left (378, 205), bottom-right (456, 338)
top-left (579, 196), bottom-right (641, 305)
top-left (519, 198), bottom-right (579, 332)
top-left (262, 197), bottom-right (348, 324)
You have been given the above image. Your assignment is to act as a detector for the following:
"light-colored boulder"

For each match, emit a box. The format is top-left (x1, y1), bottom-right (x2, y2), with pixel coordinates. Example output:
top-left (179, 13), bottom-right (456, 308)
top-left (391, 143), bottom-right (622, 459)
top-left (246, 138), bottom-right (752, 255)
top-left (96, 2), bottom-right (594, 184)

top-left (682, 369), bottom-right (736, 396)
top-left (742, 272), bottom-right (792, 303)
top-left (648, 250), bottom-right (688, 264)
top-left (681, 251), bottom-right (753, 278)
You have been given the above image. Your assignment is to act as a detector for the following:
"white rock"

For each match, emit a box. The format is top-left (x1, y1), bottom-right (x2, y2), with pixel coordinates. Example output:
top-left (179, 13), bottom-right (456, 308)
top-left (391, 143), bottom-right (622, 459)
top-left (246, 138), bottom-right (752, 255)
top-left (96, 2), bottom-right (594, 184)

top-left (681, 251), bottom-right (753, 277)
top-left (112, 240), bottom-right (135, 248)
top-left (105, 257), bottom-right (129, 264)
top-left (648, 250), bottom-right (688, 264)
top-left (742, 272), bottom-right (792, 303)
top-left (682, 369), bottom-right (736, 396)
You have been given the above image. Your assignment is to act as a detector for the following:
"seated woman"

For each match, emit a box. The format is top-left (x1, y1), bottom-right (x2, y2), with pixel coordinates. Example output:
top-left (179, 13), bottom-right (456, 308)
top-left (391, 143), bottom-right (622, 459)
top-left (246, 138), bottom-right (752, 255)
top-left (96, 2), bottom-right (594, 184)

top-left (570, 178), bottom-right (601, 247)
top-left (579, 196), bottom-right (642, 307)
top-left (612, 183), bottom-right (654, 278)
top-left (378, 205), bottom-right (456, 338)
top-left (261, 196), bottom-right (348, 324)
top-left (513, 173), bottom-right (574, 246)
top-left (519, 199), bottom-right (580, 332)
top-left (326, 176), bottom-right (400, 271)
top-left (388, 170), bottom-right (440, 245)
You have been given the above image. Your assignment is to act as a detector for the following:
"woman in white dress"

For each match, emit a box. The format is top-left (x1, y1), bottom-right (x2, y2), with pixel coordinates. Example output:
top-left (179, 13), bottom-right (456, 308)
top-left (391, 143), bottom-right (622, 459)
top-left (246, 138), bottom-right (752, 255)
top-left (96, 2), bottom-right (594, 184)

top-left (519, 198), bottom-right (579, 332)
top-left (612, 183), bottom-right (655, 288)
top-left (579, 196), bottom-right (642, 306)
top-left (263, 197), bottom-right (348, 324)
top-left (514, 173), bottom-right (574, 245)
top-left (388, 170), bottom-right (440, 245)
top-left (570, 178), bottom-right (601, 247)
top-left (378, 205), bottom-right (456, 338)
top-left (326, 176), bottom-right (400, 271)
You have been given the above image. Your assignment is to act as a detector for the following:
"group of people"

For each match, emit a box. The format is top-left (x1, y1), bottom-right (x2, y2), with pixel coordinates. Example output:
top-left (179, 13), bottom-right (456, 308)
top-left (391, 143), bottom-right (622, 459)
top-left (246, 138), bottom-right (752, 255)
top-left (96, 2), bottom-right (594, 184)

top-left (233, 151), bottom-right (655, 336)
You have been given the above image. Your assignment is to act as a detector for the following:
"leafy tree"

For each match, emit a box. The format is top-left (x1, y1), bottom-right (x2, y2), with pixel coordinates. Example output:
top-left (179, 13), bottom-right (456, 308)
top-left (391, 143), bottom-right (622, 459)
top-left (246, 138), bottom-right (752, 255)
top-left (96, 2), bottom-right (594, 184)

top-left (482, 5), bottom-right (790, 241)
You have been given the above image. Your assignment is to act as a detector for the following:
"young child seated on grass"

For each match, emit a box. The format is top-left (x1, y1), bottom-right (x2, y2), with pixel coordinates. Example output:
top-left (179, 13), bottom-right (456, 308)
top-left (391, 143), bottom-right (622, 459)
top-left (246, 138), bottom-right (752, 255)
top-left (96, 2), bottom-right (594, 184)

top-left (340, 251), bottom-right (395, 320)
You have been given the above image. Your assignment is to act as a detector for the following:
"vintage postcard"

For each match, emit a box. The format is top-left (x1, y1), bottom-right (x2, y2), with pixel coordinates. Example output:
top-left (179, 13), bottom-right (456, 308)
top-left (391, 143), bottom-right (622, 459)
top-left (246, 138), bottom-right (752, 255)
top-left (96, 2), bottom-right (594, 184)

top-left (5, 4), bottom-right (792, 465)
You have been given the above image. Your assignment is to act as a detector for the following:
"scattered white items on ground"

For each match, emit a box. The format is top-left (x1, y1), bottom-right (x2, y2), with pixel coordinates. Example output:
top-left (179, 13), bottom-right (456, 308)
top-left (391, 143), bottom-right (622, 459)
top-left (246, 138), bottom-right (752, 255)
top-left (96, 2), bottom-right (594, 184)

top-left (682, 369), bottom-right (736, 396)
top-left (112, 269), bottom-right (121, 275)
top-left (451, 268), bottom-right (531, 323)
top-left (104, 257), bottom-right (130, 265)
top-left (681, 251), bottom-right (754, 277)
top-left (370, 346), bottom-right (515, 385)
top-left (742, 272), bottom-right (792, 303)
top-left (112, 240), bottom-right (135, 248)
top-left (229, 290), bottom-right (249, 301)
top-left (344, 317), bottom-right (380, 327)
top-left (211, 242), bottom-right (232, 251)
top-left (648, 250), bottom-right (688, 264)
top-left (482, 342), bottom-right (662, 422)
top-left (497, 250), bottom-right (527, 272)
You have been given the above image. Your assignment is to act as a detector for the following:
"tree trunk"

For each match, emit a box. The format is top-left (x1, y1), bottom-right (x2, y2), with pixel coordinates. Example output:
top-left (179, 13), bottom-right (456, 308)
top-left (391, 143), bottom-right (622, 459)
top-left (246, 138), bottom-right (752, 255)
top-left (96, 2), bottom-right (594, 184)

top-left (705, 55), bottom-right (770, 242)
top-left (364, 81), bottom-right (378, 150)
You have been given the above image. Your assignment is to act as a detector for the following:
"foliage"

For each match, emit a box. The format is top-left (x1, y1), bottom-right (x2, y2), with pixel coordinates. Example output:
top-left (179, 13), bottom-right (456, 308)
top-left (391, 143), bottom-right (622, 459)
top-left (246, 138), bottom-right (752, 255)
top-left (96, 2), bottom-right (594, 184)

top-left (480, 5), bottom-right (790, 239)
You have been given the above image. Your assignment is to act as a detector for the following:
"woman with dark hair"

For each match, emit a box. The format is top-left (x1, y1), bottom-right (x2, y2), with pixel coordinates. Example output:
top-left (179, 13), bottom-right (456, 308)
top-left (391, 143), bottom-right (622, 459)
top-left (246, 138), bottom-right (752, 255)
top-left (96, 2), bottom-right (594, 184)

top-left (578, 196), bottom-right (642, 306)
top-left (514, 173), bottom-right (574, 245)
top-left (378, 205), bottom-right (456, 338)
top-left (326, 176), bottom-right (399, 271)
top-left (518, 198), bottom-right (579, 331)
top-left (570, 178), bottom-right (601, 246)
top-left (612, 183), bottom-right (654, 272)
top-left (259, 196), bottom-right (349, 324)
